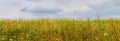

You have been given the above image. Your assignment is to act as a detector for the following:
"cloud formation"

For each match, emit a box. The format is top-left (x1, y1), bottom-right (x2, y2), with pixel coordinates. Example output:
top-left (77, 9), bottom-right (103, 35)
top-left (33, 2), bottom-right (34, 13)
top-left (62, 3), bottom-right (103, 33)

top-left (0, 0), bottom-right (120, 19)
top-left (21, 7), bottom-right (62, 14)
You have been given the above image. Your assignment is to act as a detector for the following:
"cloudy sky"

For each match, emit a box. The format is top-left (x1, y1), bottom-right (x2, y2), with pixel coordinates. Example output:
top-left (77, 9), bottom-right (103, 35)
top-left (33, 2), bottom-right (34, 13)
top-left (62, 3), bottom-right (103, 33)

top-left (0, 0), bottom-right (120, 19)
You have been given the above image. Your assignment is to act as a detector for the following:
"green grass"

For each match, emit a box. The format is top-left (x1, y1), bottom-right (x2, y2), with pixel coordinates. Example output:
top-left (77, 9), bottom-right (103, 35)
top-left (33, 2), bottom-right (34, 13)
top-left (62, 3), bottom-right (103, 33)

top-left (0, 19), bottom-right (120, 41)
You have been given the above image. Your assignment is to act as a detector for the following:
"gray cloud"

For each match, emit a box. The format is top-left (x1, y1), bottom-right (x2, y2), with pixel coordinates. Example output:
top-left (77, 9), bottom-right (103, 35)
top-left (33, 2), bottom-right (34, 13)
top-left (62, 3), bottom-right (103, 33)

top-left (21, 7), bottom-right (62, 14)
top-left (110, 0), bottom-right (120, 6)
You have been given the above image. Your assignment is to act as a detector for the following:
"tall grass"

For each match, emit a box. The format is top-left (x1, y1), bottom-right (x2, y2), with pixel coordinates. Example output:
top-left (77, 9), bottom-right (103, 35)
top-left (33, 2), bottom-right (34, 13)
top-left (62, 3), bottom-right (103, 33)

top-left (0, 19), bottom-right (120, 41)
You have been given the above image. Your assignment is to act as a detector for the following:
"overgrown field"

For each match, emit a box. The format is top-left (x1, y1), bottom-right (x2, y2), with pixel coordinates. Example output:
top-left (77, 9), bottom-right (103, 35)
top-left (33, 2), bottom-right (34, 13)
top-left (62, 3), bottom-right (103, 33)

top-left (0, 19), bottom-right (120, 41)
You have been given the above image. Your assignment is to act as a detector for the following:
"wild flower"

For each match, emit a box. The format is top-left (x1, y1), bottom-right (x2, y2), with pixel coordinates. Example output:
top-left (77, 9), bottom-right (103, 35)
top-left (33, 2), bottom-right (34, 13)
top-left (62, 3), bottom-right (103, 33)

top-left (104, 33), bottom-right (108, 36)
top-left (9, 39), bottom-right (13, 41)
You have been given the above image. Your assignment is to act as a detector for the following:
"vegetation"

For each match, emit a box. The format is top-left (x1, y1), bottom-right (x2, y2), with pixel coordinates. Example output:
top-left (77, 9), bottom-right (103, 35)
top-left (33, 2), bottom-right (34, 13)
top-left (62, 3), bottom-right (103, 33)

top-left (0, 18), bottom-right (120, 41)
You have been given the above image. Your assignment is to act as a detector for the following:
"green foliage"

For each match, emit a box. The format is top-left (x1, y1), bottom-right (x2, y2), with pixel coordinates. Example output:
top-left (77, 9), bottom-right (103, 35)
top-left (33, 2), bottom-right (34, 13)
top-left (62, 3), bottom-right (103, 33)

top-left (0, 19), bottom-right (119, 41)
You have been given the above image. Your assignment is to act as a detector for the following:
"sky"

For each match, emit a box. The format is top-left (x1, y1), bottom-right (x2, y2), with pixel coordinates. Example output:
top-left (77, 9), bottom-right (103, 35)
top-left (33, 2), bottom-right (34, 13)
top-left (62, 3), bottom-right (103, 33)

top-left (0, 0), bottom-right (120, 19)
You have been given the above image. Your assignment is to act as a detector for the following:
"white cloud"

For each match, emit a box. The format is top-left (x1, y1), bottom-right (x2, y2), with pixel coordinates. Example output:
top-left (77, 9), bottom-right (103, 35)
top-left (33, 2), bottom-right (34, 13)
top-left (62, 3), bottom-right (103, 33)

top-left (0, 5), bottom-right (35, 19)
top-left (110, 15), bottom-right (120, 19)
top-left (0, 5), bottom-right (20, 19)
top-left (84, 0), bottom-right (109, 5)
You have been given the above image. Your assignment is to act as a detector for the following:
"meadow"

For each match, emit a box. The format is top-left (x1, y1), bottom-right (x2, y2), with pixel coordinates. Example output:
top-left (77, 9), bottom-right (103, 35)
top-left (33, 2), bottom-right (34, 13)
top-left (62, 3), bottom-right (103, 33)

top-left (0, 18), bottom-right (120, 41)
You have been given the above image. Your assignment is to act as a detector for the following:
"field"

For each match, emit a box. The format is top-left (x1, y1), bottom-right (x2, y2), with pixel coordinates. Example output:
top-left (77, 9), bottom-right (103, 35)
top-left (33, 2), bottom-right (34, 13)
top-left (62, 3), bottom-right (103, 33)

top-left (0, 18), bottom-right (120, 41)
